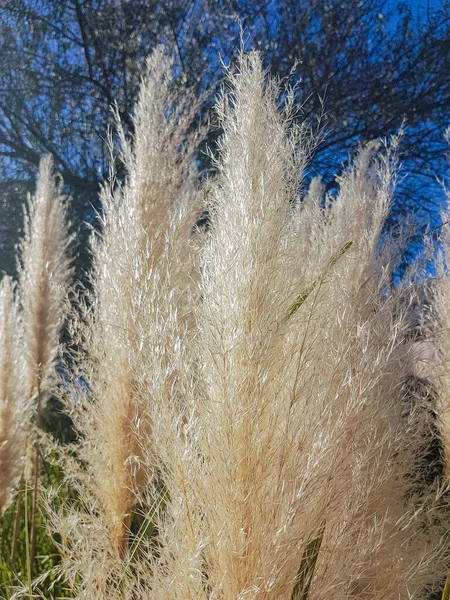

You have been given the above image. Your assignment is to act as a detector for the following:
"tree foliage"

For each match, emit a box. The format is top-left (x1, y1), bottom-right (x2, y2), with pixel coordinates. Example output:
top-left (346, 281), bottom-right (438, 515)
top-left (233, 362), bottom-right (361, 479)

top-left (0, 0), bottom-right (449, 274)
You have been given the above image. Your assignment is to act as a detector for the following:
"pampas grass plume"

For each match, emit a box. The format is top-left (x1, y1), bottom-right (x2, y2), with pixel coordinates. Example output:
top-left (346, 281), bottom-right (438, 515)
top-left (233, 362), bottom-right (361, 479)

top-left (53, 48), bottom-right (201, 595)
top-left (0, 276), bottom-right (24, 515)
top-left (19, 155), bottom-right (72, 399)
top-left (18, 154), bottom-right (72, 569)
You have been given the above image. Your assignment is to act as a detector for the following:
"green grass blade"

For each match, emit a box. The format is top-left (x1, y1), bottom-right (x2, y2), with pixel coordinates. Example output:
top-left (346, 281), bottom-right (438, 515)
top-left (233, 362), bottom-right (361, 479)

top-left (291, 525), bottom-right (325, 600)
top-left (327, 240), bottom-right (353, 268)
top-left (285, 281), bottom-right (318, 320)
top-left (24, 479), bottom-right (32, 599)
top-left (284, 241), bottom-right (353, 322)
top-left (441, 569), bottom-right (450, 600)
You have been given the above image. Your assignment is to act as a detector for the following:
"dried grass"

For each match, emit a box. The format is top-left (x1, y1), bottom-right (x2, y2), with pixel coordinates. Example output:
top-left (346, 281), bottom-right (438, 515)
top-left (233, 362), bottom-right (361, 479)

top-left (6, 51), bottom-right (449, 600)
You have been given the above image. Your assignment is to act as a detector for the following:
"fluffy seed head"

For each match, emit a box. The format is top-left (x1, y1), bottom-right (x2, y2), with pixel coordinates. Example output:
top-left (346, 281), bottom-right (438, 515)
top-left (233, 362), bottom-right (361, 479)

top-left (19, 155), bottom-right (72, 398)
top-left (0, 276), bottom-right (25, 514)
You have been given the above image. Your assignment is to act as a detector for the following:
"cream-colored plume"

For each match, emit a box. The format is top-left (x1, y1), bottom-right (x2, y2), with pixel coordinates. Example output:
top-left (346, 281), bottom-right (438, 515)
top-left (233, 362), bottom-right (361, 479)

top-left (19, 155), bottom-right (72, 400)
top-left (142, 52), bottom-right (447, 600)
top-left (45, 52), bottom-right (448, 600)
top-left (51, 47), bottom-right (201, 597)
top-left (17, 154), bottom-right (72, 570)
top-left (0, 276), bottom-right (24, 515)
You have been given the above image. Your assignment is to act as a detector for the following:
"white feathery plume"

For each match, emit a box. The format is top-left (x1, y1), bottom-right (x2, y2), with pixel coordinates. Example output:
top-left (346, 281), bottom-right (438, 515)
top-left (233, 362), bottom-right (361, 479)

top-left (143, 53), bottom-right (447, 600)
top-left (51, 47), bottom-right (201, 596)
top-left (18, 154), bottom-right (72, 569)
top-left (19, 155), bottom-right (72, 400)
top-left (0, 276), bottom-right (25, 515)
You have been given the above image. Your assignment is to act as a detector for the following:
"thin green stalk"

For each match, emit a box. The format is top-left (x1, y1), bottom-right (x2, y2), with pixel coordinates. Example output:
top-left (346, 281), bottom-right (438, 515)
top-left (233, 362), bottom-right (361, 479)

top-left (10, 480), bottom-right (23, 574)
top-left (29, 379), bottom-right (42, 575)
top-left (24, 478), bottom-right (32, 599)
top-left (284, 241), bottom-right (353, 321)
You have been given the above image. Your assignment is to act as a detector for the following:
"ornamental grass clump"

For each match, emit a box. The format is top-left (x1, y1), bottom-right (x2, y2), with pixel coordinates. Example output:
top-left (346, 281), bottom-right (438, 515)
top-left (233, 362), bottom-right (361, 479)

top-left (136, 52), bottom-right (447, 600)
top-left (5, 50), bottom-right (450, 600)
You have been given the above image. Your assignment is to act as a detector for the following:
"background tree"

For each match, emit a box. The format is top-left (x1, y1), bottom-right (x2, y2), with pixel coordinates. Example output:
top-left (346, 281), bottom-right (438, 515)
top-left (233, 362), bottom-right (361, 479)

top-left (0, 0), bottom-right (449, 277)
